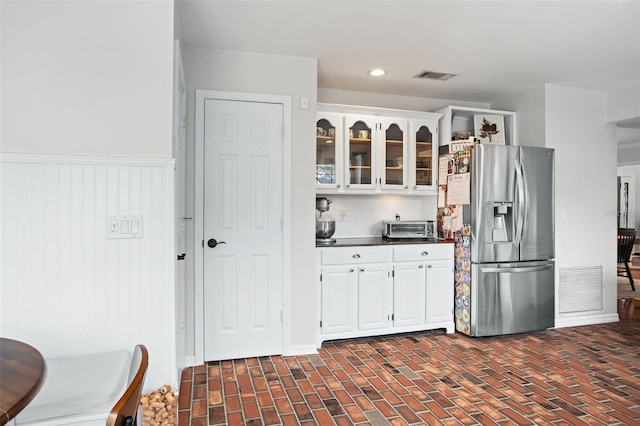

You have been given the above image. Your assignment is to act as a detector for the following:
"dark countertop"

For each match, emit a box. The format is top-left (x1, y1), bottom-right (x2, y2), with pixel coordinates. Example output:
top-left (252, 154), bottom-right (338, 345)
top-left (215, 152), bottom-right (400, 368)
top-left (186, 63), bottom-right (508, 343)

top-left (316, 237), bottom-right (454, 248)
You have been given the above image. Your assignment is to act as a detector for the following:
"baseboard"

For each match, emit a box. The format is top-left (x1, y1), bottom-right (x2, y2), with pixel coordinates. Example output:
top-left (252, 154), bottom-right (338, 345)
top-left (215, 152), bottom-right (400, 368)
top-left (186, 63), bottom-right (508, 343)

top-left (555, 313), bottom-right (619, 329)
top-left (184, 356), bottom-right (198, 367)
top-left (286, 344), bottom-right (318, 356)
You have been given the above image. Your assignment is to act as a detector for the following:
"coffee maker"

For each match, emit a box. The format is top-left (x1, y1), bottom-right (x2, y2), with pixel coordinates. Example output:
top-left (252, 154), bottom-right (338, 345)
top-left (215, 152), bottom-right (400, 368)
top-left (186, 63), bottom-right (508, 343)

top-left (316, 197), bottom-right (336, 244)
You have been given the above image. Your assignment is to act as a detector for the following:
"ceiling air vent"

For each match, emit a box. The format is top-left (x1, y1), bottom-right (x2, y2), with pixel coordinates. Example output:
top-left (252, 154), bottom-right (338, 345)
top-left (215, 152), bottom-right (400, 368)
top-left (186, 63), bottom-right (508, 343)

top-left (414, 70), bottom-right (457, 81)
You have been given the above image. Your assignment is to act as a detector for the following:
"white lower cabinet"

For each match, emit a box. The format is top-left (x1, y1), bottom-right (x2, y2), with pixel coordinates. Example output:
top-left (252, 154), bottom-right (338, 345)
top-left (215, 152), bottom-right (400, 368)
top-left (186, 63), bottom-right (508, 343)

top-left (320, 265), bottom-right (357, 334)
top-left (392, 263), bottom-right (426, 327)
top-left (425, 260), bottom-right (455, 325)
top-left (317, 243), bottom-right (454, 346)
top-left (357, 263), bottom-right (392, 330)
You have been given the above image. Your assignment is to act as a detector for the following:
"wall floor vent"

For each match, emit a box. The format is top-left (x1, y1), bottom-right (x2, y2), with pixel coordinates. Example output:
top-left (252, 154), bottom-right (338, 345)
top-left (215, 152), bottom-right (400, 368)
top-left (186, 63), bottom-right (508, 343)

top-left (558, 265), bottom-right (604, 314)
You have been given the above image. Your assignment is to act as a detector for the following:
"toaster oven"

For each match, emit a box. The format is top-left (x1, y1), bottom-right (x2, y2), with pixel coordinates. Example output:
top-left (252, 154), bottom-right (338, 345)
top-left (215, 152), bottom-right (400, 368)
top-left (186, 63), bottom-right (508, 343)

top-left (382, 220), bottom-right (436, 239)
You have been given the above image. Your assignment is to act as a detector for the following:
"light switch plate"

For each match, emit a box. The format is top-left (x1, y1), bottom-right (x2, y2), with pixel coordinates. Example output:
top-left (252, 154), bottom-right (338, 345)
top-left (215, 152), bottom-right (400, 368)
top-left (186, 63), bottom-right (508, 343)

top-left (107, 215), bottom-right (143, 239)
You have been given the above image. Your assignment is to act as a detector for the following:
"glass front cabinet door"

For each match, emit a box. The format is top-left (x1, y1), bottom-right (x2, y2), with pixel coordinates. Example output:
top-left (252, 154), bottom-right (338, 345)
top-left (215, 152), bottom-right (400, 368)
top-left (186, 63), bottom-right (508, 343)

top-left (380, 118), bottom-right (408, 190)
top-left (344, 115), bottom-right (408, 191)
top-left (410, 119), bottom-right (438, 192)
top-left (344, 115), bottom-right (376, 190)
top-left (316, 113), bottom-right (343, 191)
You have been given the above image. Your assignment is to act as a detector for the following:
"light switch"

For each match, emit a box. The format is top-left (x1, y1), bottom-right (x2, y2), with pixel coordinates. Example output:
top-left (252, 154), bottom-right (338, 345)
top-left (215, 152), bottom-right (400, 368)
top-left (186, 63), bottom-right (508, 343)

top-left (107, 215), bottom-right (143, 239)
top-left (109, 220), bottom-right (119, 235)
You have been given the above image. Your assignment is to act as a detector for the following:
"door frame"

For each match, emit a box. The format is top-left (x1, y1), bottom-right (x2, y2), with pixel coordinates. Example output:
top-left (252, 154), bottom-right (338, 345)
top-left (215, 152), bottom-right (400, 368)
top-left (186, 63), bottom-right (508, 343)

top-left (173, 40), bottom-right (187, 373)
top-left (618, 172), bottom-right (635, 229)
top-left (194, 90), bottom-right (292, 365)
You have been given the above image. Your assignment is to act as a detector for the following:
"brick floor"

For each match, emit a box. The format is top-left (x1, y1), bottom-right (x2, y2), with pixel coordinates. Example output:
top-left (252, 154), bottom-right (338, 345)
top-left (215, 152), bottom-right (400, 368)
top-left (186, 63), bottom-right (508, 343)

top-left (178, 319), bottom-right (640, 425)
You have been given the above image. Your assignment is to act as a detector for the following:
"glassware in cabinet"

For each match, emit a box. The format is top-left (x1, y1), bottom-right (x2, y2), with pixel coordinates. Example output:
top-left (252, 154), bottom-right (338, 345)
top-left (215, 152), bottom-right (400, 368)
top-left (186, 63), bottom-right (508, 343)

top-left (316, 114), bottom-right (343, 190)
top-left (381, 120), bottom-right (408, 189)
top-left (409, 119), bottom-right (438, 192)
top-left (345, 117), bottom-right (374, 188)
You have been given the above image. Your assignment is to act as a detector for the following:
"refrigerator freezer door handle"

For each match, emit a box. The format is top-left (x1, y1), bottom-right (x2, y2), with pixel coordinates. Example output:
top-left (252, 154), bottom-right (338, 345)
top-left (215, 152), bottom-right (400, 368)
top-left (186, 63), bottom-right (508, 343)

top-left (514, 159), bottom-right (526, 245)
top-left (480, 264), bottom-right (553, 274)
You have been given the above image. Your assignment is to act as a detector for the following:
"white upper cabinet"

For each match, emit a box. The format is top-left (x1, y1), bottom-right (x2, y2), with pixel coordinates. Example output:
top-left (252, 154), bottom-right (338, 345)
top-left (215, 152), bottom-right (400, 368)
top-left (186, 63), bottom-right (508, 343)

top-left (343, 114), bottom-right (378, 191)
top-left (316, 104), bottom-right (441, 195)
top-left (436, 106), bottom-right (517, 148)
top-left (379, 118), bottom-right (409, 191)
top-left (409, 119), bottom-right (438, 192)
top-left (315, 113), bottom-right (344, 191)
top-left (344, 115), bottom-right (409, 192)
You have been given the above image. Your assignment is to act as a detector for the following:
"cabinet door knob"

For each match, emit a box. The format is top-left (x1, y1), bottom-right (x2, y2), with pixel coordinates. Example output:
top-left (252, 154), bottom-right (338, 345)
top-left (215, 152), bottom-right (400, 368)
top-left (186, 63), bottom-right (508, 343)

top-left (413, 185), bottom-right (417, 189)
top-left (360, 268), bottom-right (365, 272)
top-left (421, 251), bottom-right (429, 256)
top-left (428, 264), bottom-right (432, 268)
top-left (352, 254), bottom-right (361, 258)
top-left (404, 185), bottom-right (408, 189)
top-left (419, 264), bottom-right (424, 269)
top-left (337, 184), bottom-right (341, 188)
top-left (346, 184), bottom-right (350, 188)
top-left (349, 268), bottom-right (354, 272)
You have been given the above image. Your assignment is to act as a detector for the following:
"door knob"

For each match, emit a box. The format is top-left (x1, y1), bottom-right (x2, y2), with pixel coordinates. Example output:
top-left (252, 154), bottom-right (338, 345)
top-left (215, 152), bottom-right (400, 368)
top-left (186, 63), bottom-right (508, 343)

top-left (207, 238), bottom-right (226, 248)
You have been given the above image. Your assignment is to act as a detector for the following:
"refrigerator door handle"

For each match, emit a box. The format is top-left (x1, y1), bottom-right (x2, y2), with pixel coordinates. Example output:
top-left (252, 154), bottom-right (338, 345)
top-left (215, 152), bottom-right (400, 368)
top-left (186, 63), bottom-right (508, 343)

top-left (514, 158), bottom-right (526, 245)
top-left (480, 264), bottom-right (553, 274)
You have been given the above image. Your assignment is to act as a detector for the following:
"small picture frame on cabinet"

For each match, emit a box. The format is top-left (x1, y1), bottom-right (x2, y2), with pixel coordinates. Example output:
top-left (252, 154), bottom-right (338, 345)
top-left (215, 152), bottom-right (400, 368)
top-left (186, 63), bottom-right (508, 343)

top-left (473, 115), bottom-right (505, 145)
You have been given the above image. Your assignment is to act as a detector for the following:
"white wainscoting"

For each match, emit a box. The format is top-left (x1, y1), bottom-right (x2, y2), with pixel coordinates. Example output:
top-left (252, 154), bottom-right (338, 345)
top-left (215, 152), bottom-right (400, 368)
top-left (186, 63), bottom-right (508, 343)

top-left (0, 154), bottom-right (177, 390)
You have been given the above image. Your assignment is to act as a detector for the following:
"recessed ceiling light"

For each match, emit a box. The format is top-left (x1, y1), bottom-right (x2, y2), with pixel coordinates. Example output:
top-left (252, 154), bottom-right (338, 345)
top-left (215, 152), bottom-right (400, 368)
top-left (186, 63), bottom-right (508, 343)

top-left (369, 69), bottom-right (386, 77)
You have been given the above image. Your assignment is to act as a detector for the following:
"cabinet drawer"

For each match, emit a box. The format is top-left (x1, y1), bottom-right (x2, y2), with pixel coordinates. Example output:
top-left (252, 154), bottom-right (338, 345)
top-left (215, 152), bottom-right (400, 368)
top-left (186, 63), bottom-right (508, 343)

top-left (393, 243), bottom-right (453, 262)
top-left (321, 246), bottom-right (391, 265)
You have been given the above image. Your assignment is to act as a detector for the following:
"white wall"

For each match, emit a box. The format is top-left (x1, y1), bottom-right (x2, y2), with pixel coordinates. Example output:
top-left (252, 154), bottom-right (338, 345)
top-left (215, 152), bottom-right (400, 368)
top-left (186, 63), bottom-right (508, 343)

top-left (544, 84), bottom-right (618, 320)
top-left (182, 47), bottom-right (318, 357)
top-left (617, 127), bottom-right (640, 165)
top-left (0, 1), bottom-right (177, 389)
top-left (0, 155), bottom-right (176, 390)
top-left (1, 1), bottom-right (174, 158)
top-left (607, 83), bottom-right (640, 125)
top-left (492, 85), bottom-right (546, 148)
top-left (318, 88), bottom-right (486, 112)
top-left (326, 194), bottom-right (438, 238)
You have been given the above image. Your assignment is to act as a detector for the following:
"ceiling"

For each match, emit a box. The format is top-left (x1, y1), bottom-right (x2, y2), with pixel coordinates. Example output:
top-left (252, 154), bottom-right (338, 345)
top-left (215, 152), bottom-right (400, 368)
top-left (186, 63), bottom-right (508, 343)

top-left (176, 0), bottom-right (640, 128)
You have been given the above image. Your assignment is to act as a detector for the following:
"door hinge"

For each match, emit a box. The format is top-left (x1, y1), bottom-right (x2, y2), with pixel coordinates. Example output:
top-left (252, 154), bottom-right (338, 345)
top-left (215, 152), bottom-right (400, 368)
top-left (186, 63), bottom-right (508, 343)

top-left (391, 270), bottom-right (394, 278)
top-left (201, 240), bottom-right (204, 248)
top-left (320, 274), bottom-right (322, 282)
top-left (391, 313), bottom-right (394, 321)
top-left (319, 320), bottom-right (322, 328)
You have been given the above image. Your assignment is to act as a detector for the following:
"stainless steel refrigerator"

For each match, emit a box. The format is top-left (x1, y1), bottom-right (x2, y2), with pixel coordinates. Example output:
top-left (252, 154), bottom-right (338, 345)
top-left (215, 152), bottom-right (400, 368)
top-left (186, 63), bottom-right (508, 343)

top-left (453, 144), bottom-right (555, 337)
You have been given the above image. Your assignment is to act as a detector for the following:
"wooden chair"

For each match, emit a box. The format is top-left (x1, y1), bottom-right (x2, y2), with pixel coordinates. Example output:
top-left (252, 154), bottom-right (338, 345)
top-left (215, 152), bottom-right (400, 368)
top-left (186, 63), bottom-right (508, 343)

top-left (106, 344), bottom-right (148, 426)
top-left (618, 228), bottom-right (636, 291)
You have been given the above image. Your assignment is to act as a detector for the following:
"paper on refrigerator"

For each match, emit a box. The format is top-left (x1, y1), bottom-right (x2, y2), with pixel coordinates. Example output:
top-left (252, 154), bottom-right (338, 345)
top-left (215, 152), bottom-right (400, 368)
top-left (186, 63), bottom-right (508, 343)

top-left (446, 173), bottom-right (470, 205)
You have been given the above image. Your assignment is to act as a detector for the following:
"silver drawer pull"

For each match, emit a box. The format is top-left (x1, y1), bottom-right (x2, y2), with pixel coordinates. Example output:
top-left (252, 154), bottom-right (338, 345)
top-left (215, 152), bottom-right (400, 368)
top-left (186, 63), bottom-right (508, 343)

top-left (352, 254), bottom-right (361, 258)
top-left (421, 251), bottom-right (429, 256)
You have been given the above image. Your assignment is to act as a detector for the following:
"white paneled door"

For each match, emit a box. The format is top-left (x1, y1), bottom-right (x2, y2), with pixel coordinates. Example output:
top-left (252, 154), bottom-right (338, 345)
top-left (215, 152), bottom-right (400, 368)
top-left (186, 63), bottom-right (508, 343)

top-left (203, 99), bottom-right (284, 361)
